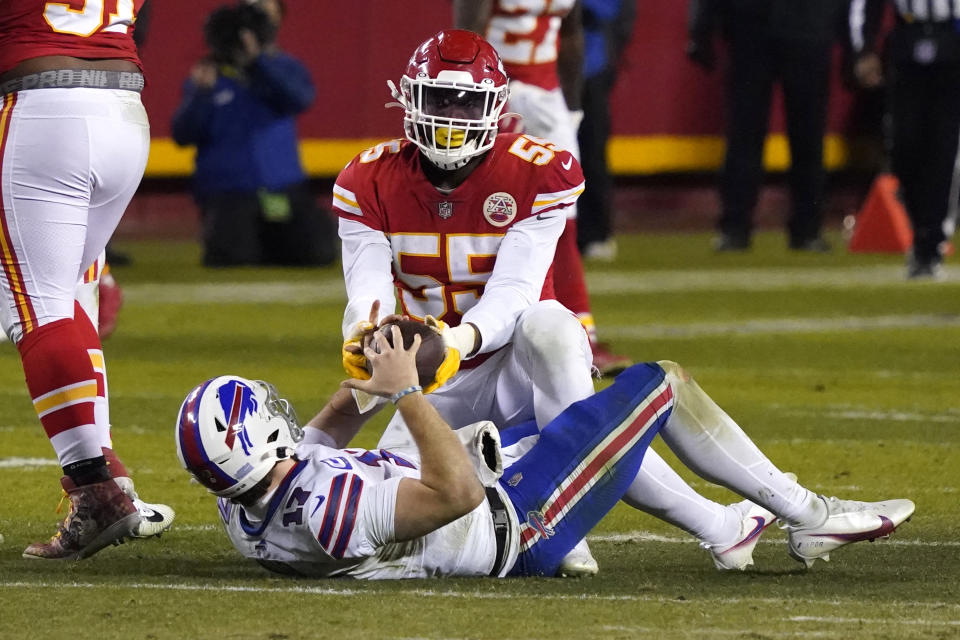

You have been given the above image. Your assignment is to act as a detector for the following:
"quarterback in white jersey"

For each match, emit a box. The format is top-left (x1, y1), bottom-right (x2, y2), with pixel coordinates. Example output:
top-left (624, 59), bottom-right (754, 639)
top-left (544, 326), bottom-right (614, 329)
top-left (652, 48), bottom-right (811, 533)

top-left (176, 325), bottom-right (916, 578)
top-left (217, 442), bottom-right (505, 579)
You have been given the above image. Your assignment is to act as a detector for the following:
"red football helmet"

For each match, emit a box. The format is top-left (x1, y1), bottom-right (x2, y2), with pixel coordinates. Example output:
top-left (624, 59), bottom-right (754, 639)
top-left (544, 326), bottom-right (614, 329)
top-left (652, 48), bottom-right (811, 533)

top-left (391, 30), bottom-right (509, 170)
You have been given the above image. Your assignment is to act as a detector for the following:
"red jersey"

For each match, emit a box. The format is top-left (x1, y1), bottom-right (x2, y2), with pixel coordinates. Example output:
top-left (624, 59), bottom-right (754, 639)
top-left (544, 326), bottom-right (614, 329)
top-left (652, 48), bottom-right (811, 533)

top-left (333, 134), bottom-right (584, 345)
top-left (0, 0), bottom-right (144, 75)
top-left (485, 0), bottom-right (577, 90)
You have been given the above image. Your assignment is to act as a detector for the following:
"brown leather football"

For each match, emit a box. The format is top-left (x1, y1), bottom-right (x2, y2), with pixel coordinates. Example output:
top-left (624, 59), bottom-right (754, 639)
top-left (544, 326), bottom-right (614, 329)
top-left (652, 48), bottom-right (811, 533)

top-left (365, 319), bottom-right (446, 388)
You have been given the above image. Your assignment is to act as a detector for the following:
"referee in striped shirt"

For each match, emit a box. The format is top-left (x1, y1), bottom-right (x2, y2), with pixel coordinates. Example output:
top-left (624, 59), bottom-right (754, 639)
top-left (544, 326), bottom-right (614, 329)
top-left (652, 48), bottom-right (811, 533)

top-left (850, 0), bottom-right (960, 279)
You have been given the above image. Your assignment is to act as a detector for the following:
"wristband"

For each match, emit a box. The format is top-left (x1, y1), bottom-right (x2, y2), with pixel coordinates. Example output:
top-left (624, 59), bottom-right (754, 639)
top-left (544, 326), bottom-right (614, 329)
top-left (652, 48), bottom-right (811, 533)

top-left (390, 385), bottom-right (423, 404)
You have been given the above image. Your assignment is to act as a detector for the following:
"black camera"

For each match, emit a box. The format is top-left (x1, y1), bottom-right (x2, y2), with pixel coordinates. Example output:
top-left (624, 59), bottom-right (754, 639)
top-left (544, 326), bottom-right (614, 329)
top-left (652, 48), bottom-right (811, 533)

top-left (203, 4), bottom-right (276, 65)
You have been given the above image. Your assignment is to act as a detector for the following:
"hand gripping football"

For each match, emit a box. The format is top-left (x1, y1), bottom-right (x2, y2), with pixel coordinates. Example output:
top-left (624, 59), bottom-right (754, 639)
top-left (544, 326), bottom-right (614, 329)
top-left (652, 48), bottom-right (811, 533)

top-left (365, 319), bottom-right (451, 391)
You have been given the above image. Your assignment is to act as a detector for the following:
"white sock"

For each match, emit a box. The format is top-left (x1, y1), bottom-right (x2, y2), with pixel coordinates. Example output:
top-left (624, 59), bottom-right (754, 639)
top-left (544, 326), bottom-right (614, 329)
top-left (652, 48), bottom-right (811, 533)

top-left (658, 361), bottom-right (826, 527)
top-left (623, 447), bottom-right (744, 546)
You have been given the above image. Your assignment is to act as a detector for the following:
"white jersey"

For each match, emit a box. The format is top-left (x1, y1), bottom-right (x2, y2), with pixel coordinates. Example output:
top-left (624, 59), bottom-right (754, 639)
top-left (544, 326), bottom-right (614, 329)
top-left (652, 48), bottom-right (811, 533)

top-left (218, 443), bottom-right (502, 579)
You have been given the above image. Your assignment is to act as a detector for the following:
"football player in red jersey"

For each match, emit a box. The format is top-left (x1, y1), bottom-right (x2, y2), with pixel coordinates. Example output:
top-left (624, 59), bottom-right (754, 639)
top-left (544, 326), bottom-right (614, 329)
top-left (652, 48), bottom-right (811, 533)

top-left (333, 28), bottom-right (874, 580)
top-left (454, 0), bottom-right (632, 376)
top-left (0, 0), bottom-right (173, 559)
top-left (332, 29), bottom-right (605, 575)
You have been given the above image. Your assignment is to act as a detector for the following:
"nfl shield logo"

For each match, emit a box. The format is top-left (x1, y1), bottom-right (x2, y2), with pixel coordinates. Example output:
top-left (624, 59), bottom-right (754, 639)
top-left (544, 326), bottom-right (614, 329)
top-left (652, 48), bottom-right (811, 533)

top-left (438, 201), bottom-right (454, 219)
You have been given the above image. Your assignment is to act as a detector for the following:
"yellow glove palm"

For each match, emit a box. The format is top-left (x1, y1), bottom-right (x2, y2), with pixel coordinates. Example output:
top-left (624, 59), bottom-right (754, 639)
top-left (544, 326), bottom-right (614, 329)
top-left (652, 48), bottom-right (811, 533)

top-left (342, 320), bottom-right (375, 380)
top-left (423, 315), bottom-right (476, 393)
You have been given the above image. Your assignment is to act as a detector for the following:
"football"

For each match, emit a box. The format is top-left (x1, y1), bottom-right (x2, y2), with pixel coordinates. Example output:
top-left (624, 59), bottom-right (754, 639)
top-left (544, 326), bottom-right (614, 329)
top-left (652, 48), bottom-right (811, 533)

top-left (365, 319), bottom-right (447, 388)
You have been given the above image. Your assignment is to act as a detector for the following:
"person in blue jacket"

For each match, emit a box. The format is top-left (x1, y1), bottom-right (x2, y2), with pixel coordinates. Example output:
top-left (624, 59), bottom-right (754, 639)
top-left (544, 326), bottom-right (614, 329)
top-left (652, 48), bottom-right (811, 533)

top-left (172, 1), bottom-right (336, 267)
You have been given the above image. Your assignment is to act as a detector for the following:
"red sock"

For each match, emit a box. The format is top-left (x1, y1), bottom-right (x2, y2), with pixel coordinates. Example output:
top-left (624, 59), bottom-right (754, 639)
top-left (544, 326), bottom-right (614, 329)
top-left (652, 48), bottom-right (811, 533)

top-left (17, 318), bottom-right (99, 458)
top-left (552, 218), bottom-right (591, 316)
top-left (73, 300), bottom-right (106, 397)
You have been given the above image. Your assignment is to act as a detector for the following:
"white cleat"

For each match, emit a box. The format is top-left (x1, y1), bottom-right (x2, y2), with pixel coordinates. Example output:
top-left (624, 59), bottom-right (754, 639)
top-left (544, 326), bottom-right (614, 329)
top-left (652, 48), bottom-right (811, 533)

top-left (130, 498), bottom-right (176, 538)
top-left (705, 500), bottom-right (778, 571)
top-left (787, 496), bottom-right (916, 568)
top-left (557, 538), bottom-right (599, 577)
top-left (114, 477), bottom-right (176, 538)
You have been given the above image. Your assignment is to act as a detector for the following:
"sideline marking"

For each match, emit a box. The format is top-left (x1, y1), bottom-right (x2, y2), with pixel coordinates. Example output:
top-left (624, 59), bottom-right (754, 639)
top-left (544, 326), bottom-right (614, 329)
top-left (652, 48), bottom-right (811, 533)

top-left (1, 580), bottom-right (959, 610)
top-left (605, 313), bottom-right (960, 340)
top-left (118, 265), bottom-right (960, 307)
top-left (0, 457), bottom-right (59, 468)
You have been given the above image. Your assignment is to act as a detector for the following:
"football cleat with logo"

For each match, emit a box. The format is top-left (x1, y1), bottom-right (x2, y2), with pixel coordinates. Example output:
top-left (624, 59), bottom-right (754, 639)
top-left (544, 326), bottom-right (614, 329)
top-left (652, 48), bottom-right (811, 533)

top-left (705, 499), bottom-right (778, 571)
top-left (113, 476), bottom-right (176, 538)
top-left (787, 496), bottom-right (916, 567)
top-left (23, 477), bottom-right (139, 560)
top-left (176, 376), bottom-right (303, 499)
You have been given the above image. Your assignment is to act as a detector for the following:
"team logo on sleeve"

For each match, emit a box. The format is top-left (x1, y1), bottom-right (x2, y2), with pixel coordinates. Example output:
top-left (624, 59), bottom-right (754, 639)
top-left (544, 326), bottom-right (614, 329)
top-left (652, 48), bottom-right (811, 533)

top-left (483, 192), bottom-right (517, 227)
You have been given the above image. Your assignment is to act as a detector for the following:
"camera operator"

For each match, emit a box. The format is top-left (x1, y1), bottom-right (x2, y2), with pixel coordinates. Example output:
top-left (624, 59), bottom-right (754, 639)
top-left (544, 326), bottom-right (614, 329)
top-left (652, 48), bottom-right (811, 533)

top-left (172, 2), bottom-right (336, 267)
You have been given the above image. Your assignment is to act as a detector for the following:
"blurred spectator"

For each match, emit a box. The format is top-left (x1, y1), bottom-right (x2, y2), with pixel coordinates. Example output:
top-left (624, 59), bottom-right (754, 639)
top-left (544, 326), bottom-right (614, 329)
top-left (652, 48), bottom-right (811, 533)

top-left (687, 0), bottom-right (846, 252)
top-left (576, 0), bottom-right (636, 262)
top-left (850, 0), bottom-right (960, 279)
top-left (171, 1), bottom-right (336, 267)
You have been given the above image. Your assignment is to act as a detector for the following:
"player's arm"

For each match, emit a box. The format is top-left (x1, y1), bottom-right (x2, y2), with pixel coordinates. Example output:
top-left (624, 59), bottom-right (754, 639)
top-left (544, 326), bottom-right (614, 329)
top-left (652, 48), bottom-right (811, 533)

top-left (453, 0), bottom-right (494, 34)
top-left (461, 147), bottom-right (583, 352)
top-left (557, 0), bottom-right (584, 112)
top-left (334, 175), bottom-right (397, 339)
top-left (460, 213), bottom-right (565, 352)
top-left (343, 328), bottom-right (485, 541)
top-left (303, 386), bottom-right (382, 448)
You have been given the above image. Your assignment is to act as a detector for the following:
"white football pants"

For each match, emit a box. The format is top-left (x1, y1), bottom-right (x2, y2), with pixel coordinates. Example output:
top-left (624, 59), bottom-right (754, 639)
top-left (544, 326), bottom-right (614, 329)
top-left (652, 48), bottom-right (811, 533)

top-left (0, 88), bottom-right (148, 343)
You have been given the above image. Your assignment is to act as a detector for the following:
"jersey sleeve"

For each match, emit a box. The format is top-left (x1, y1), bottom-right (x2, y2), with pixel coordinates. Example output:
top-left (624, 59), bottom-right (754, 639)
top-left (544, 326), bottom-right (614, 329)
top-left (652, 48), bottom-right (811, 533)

top-left (334, 154), bottom-right (403, 336)
top-left (527, 146), bottom-right (585, 219)
top-left (461, 213), bottom-right (566, 352)
top-left (460, 140), bottom-right (582, 351)
top-left (339, 218), bottom-right (397, 338)
top-left (306, 472), bottom-right (401, 561)
top-left (331, 156), bottom-right (386, 230)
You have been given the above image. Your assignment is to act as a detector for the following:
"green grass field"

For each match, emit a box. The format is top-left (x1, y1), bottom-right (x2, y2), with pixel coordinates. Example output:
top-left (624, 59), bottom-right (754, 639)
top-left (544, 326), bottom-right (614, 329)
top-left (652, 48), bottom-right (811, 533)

top-left (1, 231), bottom-right (958, 639)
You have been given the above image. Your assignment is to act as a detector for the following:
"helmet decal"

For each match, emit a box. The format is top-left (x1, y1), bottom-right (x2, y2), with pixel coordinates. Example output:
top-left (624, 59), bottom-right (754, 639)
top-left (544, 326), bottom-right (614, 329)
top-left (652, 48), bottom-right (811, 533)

top-left (218, 379), bottom-right (259, 453)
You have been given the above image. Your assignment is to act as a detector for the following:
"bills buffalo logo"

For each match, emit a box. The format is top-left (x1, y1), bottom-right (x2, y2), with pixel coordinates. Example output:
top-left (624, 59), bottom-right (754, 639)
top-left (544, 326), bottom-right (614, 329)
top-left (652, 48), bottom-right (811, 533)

top-left (216, 380), bottom-right (258, 455)
top-left (483, 192), bottom-right (517, 227)
top-left (438, 201), bottom-right (454, 219)
top-left (526, 510), bottom-right (554, 539)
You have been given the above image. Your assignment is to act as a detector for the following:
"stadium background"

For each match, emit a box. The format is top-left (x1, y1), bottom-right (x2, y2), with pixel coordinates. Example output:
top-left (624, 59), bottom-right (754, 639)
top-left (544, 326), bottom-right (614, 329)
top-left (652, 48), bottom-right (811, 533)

top-left (2, 4), bottom-right (958, 636)
top-left (139, 1), bottom-right (867, 179)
